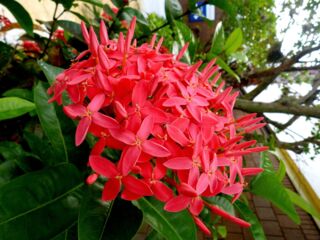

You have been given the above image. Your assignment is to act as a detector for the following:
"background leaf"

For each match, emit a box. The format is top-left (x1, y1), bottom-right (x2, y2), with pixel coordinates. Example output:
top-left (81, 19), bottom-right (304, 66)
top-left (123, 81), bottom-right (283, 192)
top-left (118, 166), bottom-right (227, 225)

top-left (2, 88), bottom-right (33, 102)
top-left (207, 0), bottom-right (235, 15)
top-left (34, 81), bottom-right (68, 164)
top-left (38, 61), bottom-right (64, 86)
top-left (0, 0), bottom-right (33, 35)
top-left (134, 197), bottom-right (197, 240)
top-left (0, 163), bottom-right (83, 240)
top-left (210, 21), bottom-right (225, 55)
top-left (224, 28), bottom-right (243, 55)
top-left (0, 97), bottom-right (35, 121)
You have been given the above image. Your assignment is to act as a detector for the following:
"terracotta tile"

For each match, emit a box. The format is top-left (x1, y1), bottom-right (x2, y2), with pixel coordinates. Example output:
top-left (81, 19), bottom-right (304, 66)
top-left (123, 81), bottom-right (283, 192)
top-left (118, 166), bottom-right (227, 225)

top-left (226, 233), bottom-right (244, 240)
top-left (253, 196), bottom-right (271, 207)
top-left (261, 221), bottom-right (282, 236)
top-left (256, 207), bottom-right (277, 220)
top-left (277, 215), bottom-right (300, 229)
top-left (283, 229), bottom-right (305, 240)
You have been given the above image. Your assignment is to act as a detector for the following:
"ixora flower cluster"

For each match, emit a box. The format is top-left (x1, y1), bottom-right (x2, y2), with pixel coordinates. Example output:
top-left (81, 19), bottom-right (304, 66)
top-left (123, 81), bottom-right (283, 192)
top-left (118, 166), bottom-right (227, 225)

top-left (48, 17), bottom-right (267, 235)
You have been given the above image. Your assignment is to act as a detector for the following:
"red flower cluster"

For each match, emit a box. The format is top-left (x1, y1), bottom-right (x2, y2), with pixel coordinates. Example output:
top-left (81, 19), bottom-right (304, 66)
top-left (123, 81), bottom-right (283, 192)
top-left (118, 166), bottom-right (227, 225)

top-left (48, 17), bottom-right (267, 235)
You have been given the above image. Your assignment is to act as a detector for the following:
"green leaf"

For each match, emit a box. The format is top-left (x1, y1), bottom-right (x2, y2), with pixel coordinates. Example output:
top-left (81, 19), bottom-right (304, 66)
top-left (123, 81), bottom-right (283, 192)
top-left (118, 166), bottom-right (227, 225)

top-left (216, 225), bottom-right (227, 238)
top-left (250, 152), bottom-right (300, 224)
top-left (38, 61), bottom-right (64, 85)
top-left (3, 88), bottom-right (33, 102)
top-left (224, 28), bottom-right (243, 55)
top-left (0, 163), bottom-right (84, 240)
top-left (175, 21), bottom-right (197, 62)
top-left (103, 4), bottom-right (116, 19)
top-left (215, 58), bottom-right (240, 82)
top-left (276, 157), bottom-right (286, 182)
top-left (0, 141), bottom-right (31, 173)
top-left (206, 195), bottom-right (235, 215)
top-left (111, 0), bottom-right (124, 8)
top-left (76, 0), bottom-right (103, 7)
top-left (57, 20), bottom-right (84, 42)
top-left (134, 197), bottom-right (197, 240)
top-left (34, 81), bottom-right (68, 164)
top-left (207, 0), bottom-right (235, 15)
top-left (120, 7), bottom-right (151, 34)
top-left (54, 0), bottom-right (74, 10)
top-left (79, 195), bottom-right (142, 240)
top-left (234, 200), bottom-right (266, 240)
top-left (69, 11), bottom-right (90, 24)
top-left (0, 0), bottom-right (33, 36)
top-left (0, 42), bottom-right (14, 69)
top-left (0, 161), bottom-right (20, 187)
top-left (286, 189), bottom-right (320, 220)
top-left (0, 97), bottom-right (35, 121)
top-left (210, 21), bottom-right (225, 55)
top-left (166, 0), bottom-right (182, 18)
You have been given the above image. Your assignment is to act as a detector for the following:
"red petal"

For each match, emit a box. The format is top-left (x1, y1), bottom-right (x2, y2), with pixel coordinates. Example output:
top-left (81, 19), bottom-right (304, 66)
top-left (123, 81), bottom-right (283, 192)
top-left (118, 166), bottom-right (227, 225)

top-left (137, 116), bottom-right (153, 140)
top-left (121, 188), bottom-right (141, 201)
top-left (164, 195), bottom-right (191, 212)
top-left (75, 117), bottom-right (91, 146)
top-left (89, 155), bottom-right (118, 178)
top-left (80, 22), bottom-right (89, 44)
top-left (132, 81), bottom-right (148, 106)
top-left (221, 183), bottom-right (243, 195)
top-left (152, 181), bottom-right (174, 202)
top-left (166, 124), bottom-right (189, 146)
top-left (208, 204), bottom-right (251, 228)
top-left (109, 128), bottom-right (136, 145)
top-left (88, 93), bottom-right (105, 112)
top-left (192, 216), bottom-right (211, 236)
top-left (163, 97), bottom-right (187, 107)
top-left (196, 173), bottom-right (209, 195)
top-left (92, 112), bottom-right (119, 129)
top-left (164, 157), bottom-right (192, 170)
top-left (189, 198), bottom-right (204, 216)
top-left (63, 104), bottom-right (86, 119)
top-left (179, 183), bottom-right (197, 197)
top-left (99, 20), bottom-right (109, 45)
top-left (142, 140), bottom-right (171, 157)
top-left (122, 175), bottom-right (153, 196)
top-left (119, 146), bottom-right (141, 175)
top-left (241, 168), bottom-right (264, 176)
top-left (102, 178), bottom-right (121, 201)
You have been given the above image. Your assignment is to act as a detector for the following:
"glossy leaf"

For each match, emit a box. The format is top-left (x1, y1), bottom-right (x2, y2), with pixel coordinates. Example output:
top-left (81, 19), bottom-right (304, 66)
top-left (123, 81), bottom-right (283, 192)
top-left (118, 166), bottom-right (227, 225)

top-left (120, 7), bottom-right (151, 34)
top-left (205, 195), bottom-right (235, 215)
top-left (286, 189), bottom-right (320, 220)
top-left (224, 28), bottom-right (243, 55)
top-left (215, 58), bottom-right (240, 82)
top-left (0, 163), bottom-right (83, 240)
top-left (2, 88), bottom-right (33, 102)
top-left (0, 97), bottom-right (35, 121)
top-left (234, 200), bottom-right (266, 240)
top-left (207, 0), bottom-right (234, 15)
top-left (38, 61), bottom-right (64, 85)
top-left (175, 21), bottom-right (197, 62)
top-left (210, 21), bottom-right (225, 55)
top-left (79, 196), bottom-right (142, 240)
top-left (112, 0), bottom-right (124, 8)
top-left (0, 0), bottom-right (33, 35)
top-left (34, 81), bottom-right (68, 164)
top-left (54, 0), bottom-right (74, 10)
top-left (57, 20), bottom-right (84, 41)
top-left (165, 0), bottom-right (182, 24)
top-left (250, 152), bottom-right (300, 224)
top-left (276, 157), bottom-right (286, 182)
top-left (134, 197), bottom-right (197, 240)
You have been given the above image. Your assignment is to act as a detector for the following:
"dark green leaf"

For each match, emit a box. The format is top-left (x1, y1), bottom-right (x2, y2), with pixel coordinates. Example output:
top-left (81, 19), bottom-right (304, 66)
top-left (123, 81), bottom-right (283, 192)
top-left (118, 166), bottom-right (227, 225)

top-left (80, 196), bottom-right (142, 240)
top-left (0, 97), bottom-right (35, 121)
top-left (103, 4), bottom-right (116, 19)
top-left (0, 42), bottom-right (14, 69)
top-left (134, 197), bottom-right (197, 240)
top-left (0, 0), bottom-right (33, 35)
top-left (0, 141), bottom-right (31, 173)
top-left (3, 88), bottom-right (33, 102)
top-left (77, 0), bottom-right (103, 7)
top-left (111, 0), bottom-right (124, 8)
top-left (38, 61), bottom-right (64, 85)
top-left (250, 152), bottom-right (300, 224)
top-left (54, 0), bottom-right (74, 10)
top-left (205, 195), bottom-right (235, 215)
top-left (34, 81), bottom-right (68, 164)
top-left (234, 200), bottom-right (266, 240)
top-left (210, 21), bottom-right (225, 55)
top-left (215, 58), bottom-right (240, 82)
top-left (207, 0), bottom-right (235, 15)
top-left (0, 163), bottom-right (84, 240)
top-left (175, 21), bottom-right (197, 62)
top-left (286, 189), bottom-right (320, 220)
top-left (224, 28), bottom-right (243, 55)
top-left (165, 0), bottom-right (182, 24)
top-left (0, 161), bottom-right (20, 187)
top-left (146, 230), bottom-right (165, 240)
top-left (57, 20), bottom-right (84, 42)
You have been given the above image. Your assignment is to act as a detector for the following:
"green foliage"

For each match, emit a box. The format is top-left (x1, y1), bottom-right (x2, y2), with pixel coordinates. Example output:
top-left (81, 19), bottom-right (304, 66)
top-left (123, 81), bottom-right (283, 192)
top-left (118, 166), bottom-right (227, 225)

top-left (134, 198), bottom-right (197, 240)
top-left (0, 97), bottom-right (35, 121)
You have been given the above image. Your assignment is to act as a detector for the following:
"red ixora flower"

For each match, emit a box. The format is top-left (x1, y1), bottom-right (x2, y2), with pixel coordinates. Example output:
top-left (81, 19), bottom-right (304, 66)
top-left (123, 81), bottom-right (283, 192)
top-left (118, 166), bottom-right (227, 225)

top-left (48, 17), bottom-right (268, 236)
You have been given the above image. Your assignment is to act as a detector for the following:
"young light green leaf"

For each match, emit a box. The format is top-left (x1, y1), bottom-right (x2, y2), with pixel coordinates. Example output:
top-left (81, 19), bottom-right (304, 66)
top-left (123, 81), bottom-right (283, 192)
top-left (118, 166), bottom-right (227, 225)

top-left (2, 88), bottom-right (33, 102)
top-left (215, 58), bottom-right (240, 82)
top-left (210, 21), bottom-right (225, 55)
top-left (0, 163), bottom-right (83, 240)
top-left (133, 198), bottom-right (197, 240)
top-left (234, 200), bottom-right (267, 240)
top-left (0, 97), bottom-right (35, 121)
top-left (250, 152), bottom-right (300, 224)
top-left (224, 28), bottom-right (243, 55)
top-left (286, 189), bottom-right (320, 220)
top-left (0, 0), bottom-right (33, 36)
top-left (34, 82), bottom-right (68, 164)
